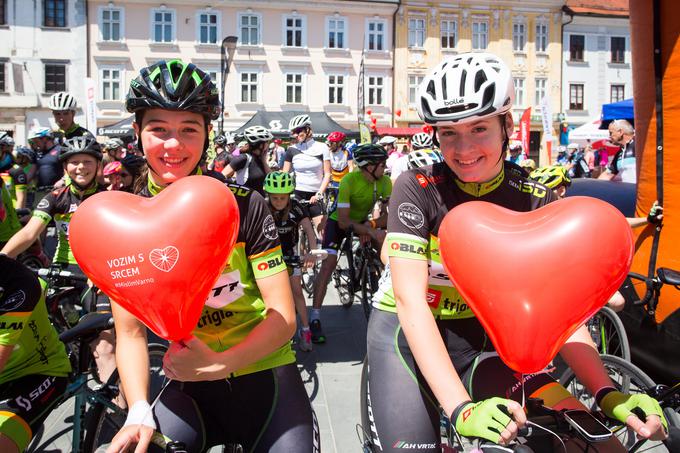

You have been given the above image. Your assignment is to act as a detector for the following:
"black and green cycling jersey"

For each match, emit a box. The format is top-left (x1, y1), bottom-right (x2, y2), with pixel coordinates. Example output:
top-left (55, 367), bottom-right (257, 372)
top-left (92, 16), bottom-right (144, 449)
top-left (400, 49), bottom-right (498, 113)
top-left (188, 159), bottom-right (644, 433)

top-left (141, 176), bottom-right (295, 377)
top-left (0, 277), bottom-right (71, 386)
top-left (0, 183), bottom-right (21, 243)
top-left (374, 161), bottom-right (556, 319)
top-left (329, 169), bottom-right (392, 222)
top-left (32, 183), bottom-right (103, 265)
top-left (3, 164), bottom-right (36, 208)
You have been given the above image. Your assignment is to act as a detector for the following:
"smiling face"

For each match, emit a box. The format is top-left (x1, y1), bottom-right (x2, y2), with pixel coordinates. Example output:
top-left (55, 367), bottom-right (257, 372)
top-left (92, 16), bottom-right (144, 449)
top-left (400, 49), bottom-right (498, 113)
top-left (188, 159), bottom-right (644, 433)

top-left (269, 193), bottom-right (290, 211)
top-left (134, 109), bottom-right (209, 186)
top-left (436, 114), bottom-right (513, 183)
top-left (64, 154), bottom-right (99, 187)
top-left (52, 110), bottom-right (75, 130)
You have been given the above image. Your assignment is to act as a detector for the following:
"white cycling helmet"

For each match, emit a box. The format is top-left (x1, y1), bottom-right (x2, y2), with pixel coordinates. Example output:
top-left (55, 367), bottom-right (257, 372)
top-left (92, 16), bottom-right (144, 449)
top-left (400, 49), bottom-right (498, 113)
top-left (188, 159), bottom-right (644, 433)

top-left (226, 133), bottom-right (236, 145)
top-left (411, 132), bottom-right (434, 150)
top-left (48, 92), bottom-right (78, 111)
top-left (244, 125), bottom-right (274, 145)
top-left (0, 131), bottom-right (14, 146)
top-left (407, 149), bottom-right (443, 169)
top-left (378, 135), bottom-right (397, 146)
top-left (289, 114), bottom-right (311, 131)
top-left (417, 53), bottom-right (514, 126)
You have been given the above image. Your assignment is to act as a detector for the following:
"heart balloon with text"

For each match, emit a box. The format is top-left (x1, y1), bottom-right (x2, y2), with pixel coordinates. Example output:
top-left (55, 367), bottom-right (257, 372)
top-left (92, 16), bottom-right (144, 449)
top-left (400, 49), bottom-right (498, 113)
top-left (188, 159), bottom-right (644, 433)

top-left (438, 196), bottom-right (633, 373)
top-left (69, 175), bottom-right (239, 341)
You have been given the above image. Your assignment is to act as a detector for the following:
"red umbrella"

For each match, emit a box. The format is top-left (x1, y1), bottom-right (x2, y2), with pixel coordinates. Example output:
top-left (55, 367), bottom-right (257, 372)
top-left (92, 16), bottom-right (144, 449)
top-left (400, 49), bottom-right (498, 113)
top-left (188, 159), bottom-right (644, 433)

top-left (591, 139), bottom-right (620, 154)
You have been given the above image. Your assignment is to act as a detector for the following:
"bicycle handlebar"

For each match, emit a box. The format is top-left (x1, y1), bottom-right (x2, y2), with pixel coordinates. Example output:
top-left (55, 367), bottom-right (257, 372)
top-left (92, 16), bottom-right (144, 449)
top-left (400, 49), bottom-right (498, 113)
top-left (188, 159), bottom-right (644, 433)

top-left (34, 267), bottom-right (89, 283)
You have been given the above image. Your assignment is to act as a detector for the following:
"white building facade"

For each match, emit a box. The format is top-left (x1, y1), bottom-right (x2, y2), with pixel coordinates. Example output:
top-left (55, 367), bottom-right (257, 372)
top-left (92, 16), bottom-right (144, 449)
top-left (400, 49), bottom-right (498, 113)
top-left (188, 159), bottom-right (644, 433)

top-left (88, 0), bottom-right (399, 133)
top-left (561, 8), bottom-right (632, 127)
top-left (0, 0), bottom-right (89, 143)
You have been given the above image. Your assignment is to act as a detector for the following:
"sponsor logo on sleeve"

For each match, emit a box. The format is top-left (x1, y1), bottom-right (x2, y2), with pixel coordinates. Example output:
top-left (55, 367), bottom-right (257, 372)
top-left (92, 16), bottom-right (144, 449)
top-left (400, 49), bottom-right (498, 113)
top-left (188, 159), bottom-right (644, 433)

top-left (37, 198), bottom-right (50, 210)
top-left (397, 203), bottom-right (425, 229)
top-left (1, 290), bottom-right (26, 312)
top-left (263, 214), bottom-right (278, 240)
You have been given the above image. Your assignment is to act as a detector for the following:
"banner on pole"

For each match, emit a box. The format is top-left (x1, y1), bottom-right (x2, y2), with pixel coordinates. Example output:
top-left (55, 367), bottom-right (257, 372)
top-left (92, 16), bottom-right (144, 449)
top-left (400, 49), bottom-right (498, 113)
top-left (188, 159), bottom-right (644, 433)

top-left (519, 107), bottom-right (531, 157)
top-left (84, 78), bottom-right (97, 134)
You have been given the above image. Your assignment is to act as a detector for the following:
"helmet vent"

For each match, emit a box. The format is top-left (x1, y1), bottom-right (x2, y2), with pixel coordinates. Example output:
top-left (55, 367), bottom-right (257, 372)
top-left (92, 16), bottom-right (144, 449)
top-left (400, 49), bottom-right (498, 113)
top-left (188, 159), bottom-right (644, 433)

top-left (474, 71), bottom-right (487, 92)
top-left (459, 70), bottom-right (467, 97)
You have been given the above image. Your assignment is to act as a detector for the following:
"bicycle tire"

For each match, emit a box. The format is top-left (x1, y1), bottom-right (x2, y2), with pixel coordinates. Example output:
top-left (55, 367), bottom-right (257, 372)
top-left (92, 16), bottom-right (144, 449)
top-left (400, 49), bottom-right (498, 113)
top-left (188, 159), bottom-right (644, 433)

top-left (18, 253), bottom-right (46, 272)
top-left (83, 343), bottom-right (168, 452)
top-left (589, 307), bottom-right (631, 361)
top-left (334, 238), bottom-right (355, 308)
top-left (559, 354), bottom-right (662, 449)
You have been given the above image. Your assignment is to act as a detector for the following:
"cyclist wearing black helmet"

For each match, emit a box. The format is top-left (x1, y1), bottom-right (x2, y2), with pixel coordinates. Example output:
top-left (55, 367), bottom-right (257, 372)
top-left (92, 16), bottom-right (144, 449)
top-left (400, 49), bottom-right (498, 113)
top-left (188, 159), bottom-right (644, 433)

top-left (107, 60), bottom-right (316, 453)
top-left (309, 143), bottom-right (391, 343)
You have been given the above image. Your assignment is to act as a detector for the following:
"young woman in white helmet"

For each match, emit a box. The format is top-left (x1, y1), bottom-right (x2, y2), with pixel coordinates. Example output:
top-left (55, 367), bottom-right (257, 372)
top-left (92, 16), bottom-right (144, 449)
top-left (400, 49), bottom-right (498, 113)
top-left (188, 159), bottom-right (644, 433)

top-left (363, 53), bottom-right (667, 452)
top-left (282, 114), bottom-right (332, 234)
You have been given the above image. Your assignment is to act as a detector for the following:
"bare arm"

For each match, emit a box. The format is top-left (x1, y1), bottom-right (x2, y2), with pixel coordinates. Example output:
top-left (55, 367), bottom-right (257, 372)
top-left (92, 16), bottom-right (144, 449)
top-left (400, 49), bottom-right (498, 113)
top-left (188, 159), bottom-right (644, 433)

top-left (300, 217), bottom-right (318, 250)
top-left (598, 171), bottom-right (614, 180)
top-left (111, 301), bottom-right (150, 405)
top-left (15, 190), bottom-right (26, 211)
top-left (318, 160), bottom-right (332, 195)
top-left (337, 207), bottom-right (373, 236)
top-left (282, 161), bottom-right (292, 173)
top-left (392, 256), bottom-right (470, 417)
top-left (559, 325), bottom-right (614, 394)
top-left (221, 164), bottom-right (235, 179)
top-left (0, 216), bottom-right (46, 258)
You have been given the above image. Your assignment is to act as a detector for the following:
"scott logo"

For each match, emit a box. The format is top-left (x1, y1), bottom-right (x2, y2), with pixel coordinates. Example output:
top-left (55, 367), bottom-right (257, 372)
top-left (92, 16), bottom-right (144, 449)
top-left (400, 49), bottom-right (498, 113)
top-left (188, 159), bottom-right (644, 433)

top-left (443, 98), bottom-right (465, 106)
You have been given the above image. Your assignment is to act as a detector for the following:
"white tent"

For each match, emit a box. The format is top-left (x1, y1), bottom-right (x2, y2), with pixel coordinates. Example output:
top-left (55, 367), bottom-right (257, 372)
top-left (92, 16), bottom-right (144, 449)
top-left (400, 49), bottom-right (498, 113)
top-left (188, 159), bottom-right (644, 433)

top-left (568, 118), bottom-right (610, 145)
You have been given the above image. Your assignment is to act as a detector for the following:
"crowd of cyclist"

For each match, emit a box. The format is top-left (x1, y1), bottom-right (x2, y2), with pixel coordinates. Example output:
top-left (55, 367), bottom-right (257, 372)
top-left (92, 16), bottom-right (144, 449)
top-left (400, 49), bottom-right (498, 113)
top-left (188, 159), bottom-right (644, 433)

top-left (0, 52), bottom-right (672, 453)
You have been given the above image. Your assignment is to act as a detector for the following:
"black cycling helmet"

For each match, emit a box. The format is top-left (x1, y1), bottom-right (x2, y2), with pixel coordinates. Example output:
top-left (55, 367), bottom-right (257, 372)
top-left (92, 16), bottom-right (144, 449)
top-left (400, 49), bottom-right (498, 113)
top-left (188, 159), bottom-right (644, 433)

top-left (126, 59), bottom-right (220, 120)
top-left (353, 143), bottom-right (388, 167)
top-left (214, 134), bottom-right (227, 146)
top-left (59, 135), bottom-right (103, 163)
top-left (121, 154), bottom-right (146, 175)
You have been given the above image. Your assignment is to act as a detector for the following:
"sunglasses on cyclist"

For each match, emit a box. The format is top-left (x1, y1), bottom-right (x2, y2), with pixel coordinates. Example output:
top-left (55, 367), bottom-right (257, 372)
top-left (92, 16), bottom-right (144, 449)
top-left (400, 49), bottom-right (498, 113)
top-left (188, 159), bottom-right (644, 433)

top-left (291, 127), bottom-right (307, 135)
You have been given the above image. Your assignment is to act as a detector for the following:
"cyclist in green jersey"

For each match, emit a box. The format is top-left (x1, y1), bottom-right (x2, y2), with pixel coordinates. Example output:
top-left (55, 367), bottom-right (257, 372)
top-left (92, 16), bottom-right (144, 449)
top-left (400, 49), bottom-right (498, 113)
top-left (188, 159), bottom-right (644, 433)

top-left (0, 255), bottom-right (71, 453)
top-left (107, 60), bottom-right (316, 453)
top-left (0, 182), bottom-right (21, 247)
top-left (310, 144), bottom-right (391, 343)
top-left (364, 53), bottom-right (666, 452)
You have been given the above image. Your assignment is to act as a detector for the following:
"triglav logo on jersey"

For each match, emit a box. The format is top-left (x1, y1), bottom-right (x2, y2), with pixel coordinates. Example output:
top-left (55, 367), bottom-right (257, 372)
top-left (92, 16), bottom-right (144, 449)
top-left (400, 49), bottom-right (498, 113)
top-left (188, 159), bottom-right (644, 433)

top-left (149, 246), bottom-right (180, 272)
top-left (1, 290), bottom-right (25, 312)
top-left (262, 215), bottom-right (278, 240)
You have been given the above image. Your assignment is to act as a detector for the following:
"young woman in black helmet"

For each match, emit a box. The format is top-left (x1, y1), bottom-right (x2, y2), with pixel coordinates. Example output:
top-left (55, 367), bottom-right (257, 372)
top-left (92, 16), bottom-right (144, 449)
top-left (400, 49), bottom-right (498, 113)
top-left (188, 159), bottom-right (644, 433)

top-left (364, 53), bottom-right (667, 452)
top-left (107, 60), bottom-right (317, 453)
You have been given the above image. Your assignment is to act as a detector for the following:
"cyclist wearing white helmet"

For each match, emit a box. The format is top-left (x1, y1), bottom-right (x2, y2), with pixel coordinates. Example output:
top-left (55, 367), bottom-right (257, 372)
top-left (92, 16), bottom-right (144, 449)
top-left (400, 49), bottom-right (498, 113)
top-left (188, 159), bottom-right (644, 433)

top-left (390, 132), bottom-right (435, 182)
top-left (283, 114), bottom-right (332, 232)
top-left (363, 52), bottom-right (667, 452)
top-left (222, 125), bottom-right (273, 195)
top-left (48, 92), bottom-right (92, 140)
top-left (411, 131), bottom-right (434, 150)
top-left (406, 148), bottom-right (443, 170)
top-left (380, 135), bottom-right (402, 176)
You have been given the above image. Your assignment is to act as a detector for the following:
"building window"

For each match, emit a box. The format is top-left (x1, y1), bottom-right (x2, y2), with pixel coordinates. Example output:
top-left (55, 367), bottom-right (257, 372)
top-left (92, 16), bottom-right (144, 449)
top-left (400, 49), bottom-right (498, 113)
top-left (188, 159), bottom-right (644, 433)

top-left (472, 20), bottom-right (488, 50)
top-left (101, 68), bottom-right (122, 101)
top-left (44, 63), bottom-right (66, 93)
top-left (328, 75), bottom-right (344, 104)
top-left (44, 0), bottom-right (66, 27)
top-left (512, 22), bottom-right (526, 52)
top-left (366, 19), bottom-right (385, 51)
top-left (513, 78), bottom-right (524, 107)
top-left (0, 62), bottom-right (5, 92)
top-left (326, 17), bottom-right (346, 49)
top-left (408, 74), bottom-right (424, 105)
top-left (239, 13), bottom-right (260, 46)
top-left (611, 84), bottom-right (625, 103)
top-left (535, 22), bottom-right (548, 52)
top-left (198, 12), bottom-right (218, 44)
top-left (569, 84), bottom-right (584, 110)
top-left (284, 15), bottom-right (305, 47)
top-left (240, 72), bottom-right (258, 103)
top-left (408, 17), bottom-right (425, 47)
top-left (441, 18), bottom-right (457, 49)
top-left (0, 0), bottom-right (6, 26)
top-left (285, 73), bottom-right (303, 103)
top-left (100, 7), bottom-right (123, 42)
top-left (570, 34), bottom-right (585, 61)
top-left (611, 37), bottom-right (626, 64)
top-left (151, 9), bottom-right (175, 43)
top-left (534, 78), bottom-right (547, 106)
top-left (367, 76), bottom-right (383, 105)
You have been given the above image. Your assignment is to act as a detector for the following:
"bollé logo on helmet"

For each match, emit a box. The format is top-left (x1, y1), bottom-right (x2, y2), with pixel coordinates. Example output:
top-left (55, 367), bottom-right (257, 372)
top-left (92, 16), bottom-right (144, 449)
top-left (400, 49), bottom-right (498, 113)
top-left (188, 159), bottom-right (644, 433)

top-left (443, 98), bottom-right (465, 106)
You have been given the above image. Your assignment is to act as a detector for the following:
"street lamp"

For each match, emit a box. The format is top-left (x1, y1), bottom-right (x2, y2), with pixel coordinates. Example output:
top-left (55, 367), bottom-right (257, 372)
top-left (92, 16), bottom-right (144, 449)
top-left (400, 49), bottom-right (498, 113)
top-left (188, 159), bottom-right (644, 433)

top-left (219, 35), bottom-right (238, 135)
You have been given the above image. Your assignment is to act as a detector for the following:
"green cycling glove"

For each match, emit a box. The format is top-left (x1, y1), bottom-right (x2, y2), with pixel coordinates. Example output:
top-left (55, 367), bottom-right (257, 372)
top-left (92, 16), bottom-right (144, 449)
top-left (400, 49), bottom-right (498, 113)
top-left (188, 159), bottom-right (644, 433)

top-left (452, 397), bottom-right (514, 444)
top-left (599, 391), bottom-right (668, 431)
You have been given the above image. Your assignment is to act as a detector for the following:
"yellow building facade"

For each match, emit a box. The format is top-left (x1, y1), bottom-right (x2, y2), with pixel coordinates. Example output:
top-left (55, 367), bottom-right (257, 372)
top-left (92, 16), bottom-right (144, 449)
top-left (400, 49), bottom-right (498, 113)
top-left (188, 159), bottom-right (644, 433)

top-left (393, 1), bottom-right (564, 164)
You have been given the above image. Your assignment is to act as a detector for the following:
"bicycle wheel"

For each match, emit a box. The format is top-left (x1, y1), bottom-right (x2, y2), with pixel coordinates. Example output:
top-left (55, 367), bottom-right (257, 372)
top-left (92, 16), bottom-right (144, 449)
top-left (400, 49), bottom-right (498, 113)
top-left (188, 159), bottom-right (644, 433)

top-left (588, 307), bottom-right (630, 361)
top-left (559, 354), bottom-right (660, 449)
top-left (333, 239), bottom-right (355, 308)
top-left (83, 343), bottom-right (168, 452)
top-left (360, 259), bottom-right (381, 321)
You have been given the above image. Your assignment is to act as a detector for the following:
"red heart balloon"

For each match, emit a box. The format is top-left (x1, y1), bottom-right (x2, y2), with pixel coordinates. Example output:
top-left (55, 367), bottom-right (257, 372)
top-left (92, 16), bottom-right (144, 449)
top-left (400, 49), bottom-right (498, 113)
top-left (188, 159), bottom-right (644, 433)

top-left (395, 109), bottom-right (402, 117)
top-left (366, 109), bottom-right (373, 116)
top-left (69, 176), bottom-right (239, 341)
top-left (439, 197), bottom-right (633, 373)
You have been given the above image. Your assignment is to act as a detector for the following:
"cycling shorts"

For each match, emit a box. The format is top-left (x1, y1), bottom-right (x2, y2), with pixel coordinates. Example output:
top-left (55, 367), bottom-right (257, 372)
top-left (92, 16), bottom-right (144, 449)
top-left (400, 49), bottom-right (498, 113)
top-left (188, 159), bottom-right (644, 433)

top-left (321, 218), bottom-right (346, 255)
top-left (0, 374), bottom-right (68, 451)
top-left (294, 190), bottom-right (324, 218)
top-left (149, 363), bottom-right (319, 453)
top-left (364, 310), bottom-right (568, 453)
